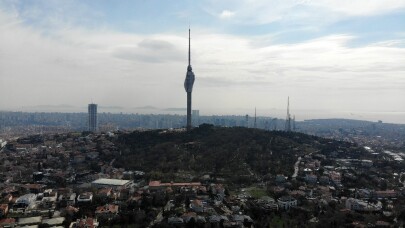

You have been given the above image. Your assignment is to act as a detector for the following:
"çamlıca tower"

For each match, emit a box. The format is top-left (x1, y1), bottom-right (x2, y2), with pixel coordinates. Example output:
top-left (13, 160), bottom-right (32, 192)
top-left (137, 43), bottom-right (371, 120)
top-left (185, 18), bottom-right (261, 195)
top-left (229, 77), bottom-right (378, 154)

top-left (184, 29), bottom-right (195, 131)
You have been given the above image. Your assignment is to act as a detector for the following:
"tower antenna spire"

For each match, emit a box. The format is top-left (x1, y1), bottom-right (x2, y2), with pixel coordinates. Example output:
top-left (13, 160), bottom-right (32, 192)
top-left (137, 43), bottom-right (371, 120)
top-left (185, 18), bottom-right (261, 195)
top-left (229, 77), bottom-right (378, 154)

top-left (188, 28), bottom-right (191, 66)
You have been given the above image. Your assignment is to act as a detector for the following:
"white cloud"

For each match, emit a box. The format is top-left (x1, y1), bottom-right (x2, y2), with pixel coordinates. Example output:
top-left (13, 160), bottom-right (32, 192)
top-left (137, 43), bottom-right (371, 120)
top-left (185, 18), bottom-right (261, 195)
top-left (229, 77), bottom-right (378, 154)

top-left (205, 0), bottom-right (405, 25)
top-left (0, 5), bottom-right (404, 122)
top-left (219, 10), bottom-right (235, 19)
top-left (311, 0), bottom-right (405, 16)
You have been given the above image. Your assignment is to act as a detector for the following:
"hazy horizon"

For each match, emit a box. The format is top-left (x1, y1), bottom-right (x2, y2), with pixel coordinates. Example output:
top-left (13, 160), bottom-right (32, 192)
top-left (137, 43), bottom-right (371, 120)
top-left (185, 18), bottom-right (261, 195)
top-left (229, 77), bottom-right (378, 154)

top-left (1, 1), bottom-right (404, 124)
top-left (2, 106), bottom-right (405, 124)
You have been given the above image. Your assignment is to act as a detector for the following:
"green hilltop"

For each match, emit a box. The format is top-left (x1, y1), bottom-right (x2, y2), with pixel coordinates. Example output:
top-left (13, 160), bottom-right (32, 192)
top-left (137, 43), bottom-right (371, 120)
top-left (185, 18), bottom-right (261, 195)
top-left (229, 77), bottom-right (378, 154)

top-left (112, 124), bottom-right (360, 184)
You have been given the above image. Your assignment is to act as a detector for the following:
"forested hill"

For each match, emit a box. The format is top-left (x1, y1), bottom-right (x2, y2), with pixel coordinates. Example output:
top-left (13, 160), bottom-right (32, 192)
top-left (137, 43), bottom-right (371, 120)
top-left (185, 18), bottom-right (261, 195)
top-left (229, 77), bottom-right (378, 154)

top-left (113, 124), bottom-right (359, 183)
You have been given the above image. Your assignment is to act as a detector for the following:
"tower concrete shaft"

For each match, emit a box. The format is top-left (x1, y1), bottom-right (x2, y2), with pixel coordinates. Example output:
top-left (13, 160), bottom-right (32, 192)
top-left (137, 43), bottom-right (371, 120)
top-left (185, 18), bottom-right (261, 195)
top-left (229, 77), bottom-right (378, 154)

top-left (184, 28), bottom-right (195, 131)
top-left (187, 92), bottom-right (192, 131)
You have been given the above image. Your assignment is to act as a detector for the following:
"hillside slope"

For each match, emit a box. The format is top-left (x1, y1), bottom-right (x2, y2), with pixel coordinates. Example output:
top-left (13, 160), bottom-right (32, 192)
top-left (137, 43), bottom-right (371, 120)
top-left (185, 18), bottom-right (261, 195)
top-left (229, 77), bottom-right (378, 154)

top-left (113, 125), bottom-right (357, 183)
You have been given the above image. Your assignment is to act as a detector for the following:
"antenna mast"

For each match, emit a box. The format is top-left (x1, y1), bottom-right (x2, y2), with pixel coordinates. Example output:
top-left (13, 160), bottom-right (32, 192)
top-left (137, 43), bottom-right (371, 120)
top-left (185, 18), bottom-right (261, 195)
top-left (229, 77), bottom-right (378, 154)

top-left (293, 115), bottom-right (296, 131)
top-left (254, 107), bottom-right (257, 128)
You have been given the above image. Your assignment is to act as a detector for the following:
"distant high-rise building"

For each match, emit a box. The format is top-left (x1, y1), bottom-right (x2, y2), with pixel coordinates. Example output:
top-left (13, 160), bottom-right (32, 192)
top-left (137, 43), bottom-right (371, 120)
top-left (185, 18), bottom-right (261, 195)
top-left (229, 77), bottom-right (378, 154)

top-left (285, 97), bottom-right (291, 132)
top-left (184, 29), bottom-right (195, 131)
top-left (88, 103), bottom-right (98, 132)
top-left (254, 107), bottom-right (257, 128)
top-left (293, 115), bottom-right (296, 131)
top-left (192, 110), bottom-right (200, 126)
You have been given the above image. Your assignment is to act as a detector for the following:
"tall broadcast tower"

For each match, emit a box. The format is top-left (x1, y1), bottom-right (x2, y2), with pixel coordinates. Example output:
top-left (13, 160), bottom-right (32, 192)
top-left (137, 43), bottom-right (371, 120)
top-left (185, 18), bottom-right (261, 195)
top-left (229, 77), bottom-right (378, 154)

top-left (184, 29), bottom-right (195, 131)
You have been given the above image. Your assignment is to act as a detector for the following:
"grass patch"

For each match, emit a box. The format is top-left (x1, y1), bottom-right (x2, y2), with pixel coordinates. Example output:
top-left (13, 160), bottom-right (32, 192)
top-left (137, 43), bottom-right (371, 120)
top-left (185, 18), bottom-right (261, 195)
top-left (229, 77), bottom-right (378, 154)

top-left (247, 187), bottom-right (267, 198)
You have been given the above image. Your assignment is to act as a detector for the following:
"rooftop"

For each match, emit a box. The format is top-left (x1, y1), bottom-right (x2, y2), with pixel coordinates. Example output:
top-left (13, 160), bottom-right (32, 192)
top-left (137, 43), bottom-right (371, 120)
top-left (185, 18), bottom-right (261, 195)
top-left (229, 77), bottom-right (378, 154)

top-left (92, 178), bottom-right (130, 186)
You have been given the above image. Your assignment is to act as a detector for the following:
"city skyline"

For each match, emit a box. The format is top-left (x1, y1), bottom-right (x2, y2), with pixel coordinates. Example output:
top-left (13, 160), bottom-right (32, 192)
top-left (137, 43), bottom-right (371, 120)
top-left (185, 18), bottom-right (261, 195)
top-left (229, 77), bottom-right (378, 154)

top-left (0, 1), bottom-right (405, 123)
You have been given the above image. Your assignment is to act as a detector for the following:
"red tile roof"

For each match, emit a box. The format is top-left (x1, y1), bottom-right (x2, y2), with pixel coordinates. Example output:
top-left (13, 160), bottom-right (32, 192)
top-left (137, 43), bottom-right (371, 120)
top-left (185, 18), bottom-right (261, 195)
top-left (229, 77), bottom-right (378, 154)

top-left (95, 204), bottom-right (119, 214)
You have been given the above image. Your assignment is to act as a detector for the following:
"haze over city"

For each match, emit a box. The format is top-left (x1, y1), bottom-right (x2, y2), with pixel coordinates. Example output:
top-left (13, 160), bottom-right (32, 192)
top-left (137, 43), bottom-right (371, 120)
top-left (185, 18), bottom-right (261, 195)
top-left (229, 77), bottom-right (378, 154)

top-left (1, 0), bottom-right (405, 123)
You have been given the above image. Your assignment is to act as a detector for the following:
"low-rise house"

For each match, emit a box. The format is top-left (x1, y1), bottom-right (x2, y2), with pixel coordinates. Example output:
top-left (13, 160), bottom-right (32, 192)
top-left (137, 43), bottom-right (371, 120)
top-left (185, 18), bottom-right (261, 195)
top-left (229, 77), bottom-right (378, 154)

top-left (168, 217), bottom-right (184, 224)
top-left (77, 192), bottom-right (93, 203)
top-left (190, 199), bottom-right (204, 213)
top-left (15, 194), bottom-right (37, 208)
top-left (373, 190), bottom-right (397, 199)
top-left (69, 217), bottom-right (99, 228)
top-left (17, 216), bottom-right (42, 226)
top-left (42, 217), bottom-right (65, 227)
top-left (357, 189), bottom-right (372, 199)
top-left (148, 181), bottom-right (201, 191)
top-left (211, 184), bottom-right (225, 195)
top-left (73, 155), bottom-right (85, 163)
top-left (257, 196), bottom-right (279, 211)
top-left (305, 174), bottom-right (318, 184)
top-left (91, 179), bottom-right (131, 190)
top-left (0, 218), bottom-right (16, 228)
top-left (278, 196), bottom-right (297, 210)
top-left (345, 198), bottom-right (382, 212)
top-left (95, 204), bottom-right (119, 219)
top-left (361, 160), bottom-right (373, 167)
top-left (41, 189), bottom-right (58, 208)
top-left (25, 184), bottom-right (45, 194)
top-left (329, 171), bottom-right (342, 186)
top-left (276, 174), bottom-right (287, 184)
top-left (122, 171), bottom-right (133, 180)
top-left (290, 190), bottom-right (306, 198)
top-left (58, 193), bottom-right (77, 207)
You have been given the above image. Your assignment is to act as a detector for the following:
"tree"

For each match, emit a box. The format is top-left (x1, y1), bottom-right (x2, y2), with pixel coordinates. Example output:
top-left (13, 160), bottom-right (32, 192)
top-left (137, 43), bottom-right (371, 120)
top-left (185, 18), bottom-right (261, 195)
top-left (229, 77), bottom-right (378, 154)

top-left (186, 217), bottom-right (196, 228)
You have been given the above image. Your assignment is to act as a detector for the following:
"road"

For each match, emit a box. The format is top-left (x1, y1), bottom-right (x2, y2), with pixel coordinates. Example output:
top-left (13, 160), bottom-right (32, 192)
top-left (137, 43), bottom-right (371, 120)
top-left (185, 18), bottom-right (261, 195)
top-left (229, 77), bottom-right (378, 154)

top-left (292, 156), bottom-right (301, 179)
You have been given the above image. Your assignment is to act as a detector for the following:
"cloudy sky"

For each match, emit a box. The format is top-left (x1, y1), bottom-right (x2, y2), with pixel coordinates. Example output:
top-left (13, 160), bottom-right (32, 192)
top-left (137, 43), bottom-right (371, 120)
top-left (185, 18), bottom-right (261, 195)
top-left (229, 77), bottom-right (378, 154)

top-left (1, 0), bottom-right (405, 123)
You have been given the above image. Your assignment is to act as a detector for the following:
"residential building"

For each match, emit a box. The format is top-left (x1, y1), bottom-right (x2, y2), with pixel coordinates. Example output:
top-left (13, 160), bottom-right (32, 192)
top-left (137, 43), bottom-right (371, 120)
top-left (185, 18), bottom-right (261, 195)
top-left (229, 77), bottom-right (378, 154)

top-left (0, 218), bottom-right (16, 228)
top-left (278, 196), bottom-right (297, 210)
top-left (95, 204), bottom-right (119, 219)
top-left (91, 178), bottom-right (131, 190)
top-left (190, 199), bottom-right (204, 212)
top-left (345, 198), bottom-right (382, 212)
top-left (58, 193), bottom-right (77, 207)
top-left (77, 192), bottom-right (93, 203)
top-left (148, 180), bottom-right (201, 190)
top-left (17, 216), bottom-right (42, 226)
top-left (15, 194), bottom-right (37, 207)
top-left (373, 190), bottom-right (397, 199)
top-left (69, 217), bottom-right (99, 228)
top-left (305, 174), bottom-right (318, 184)
top-left (88, 104), bottom-right (98, 132)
